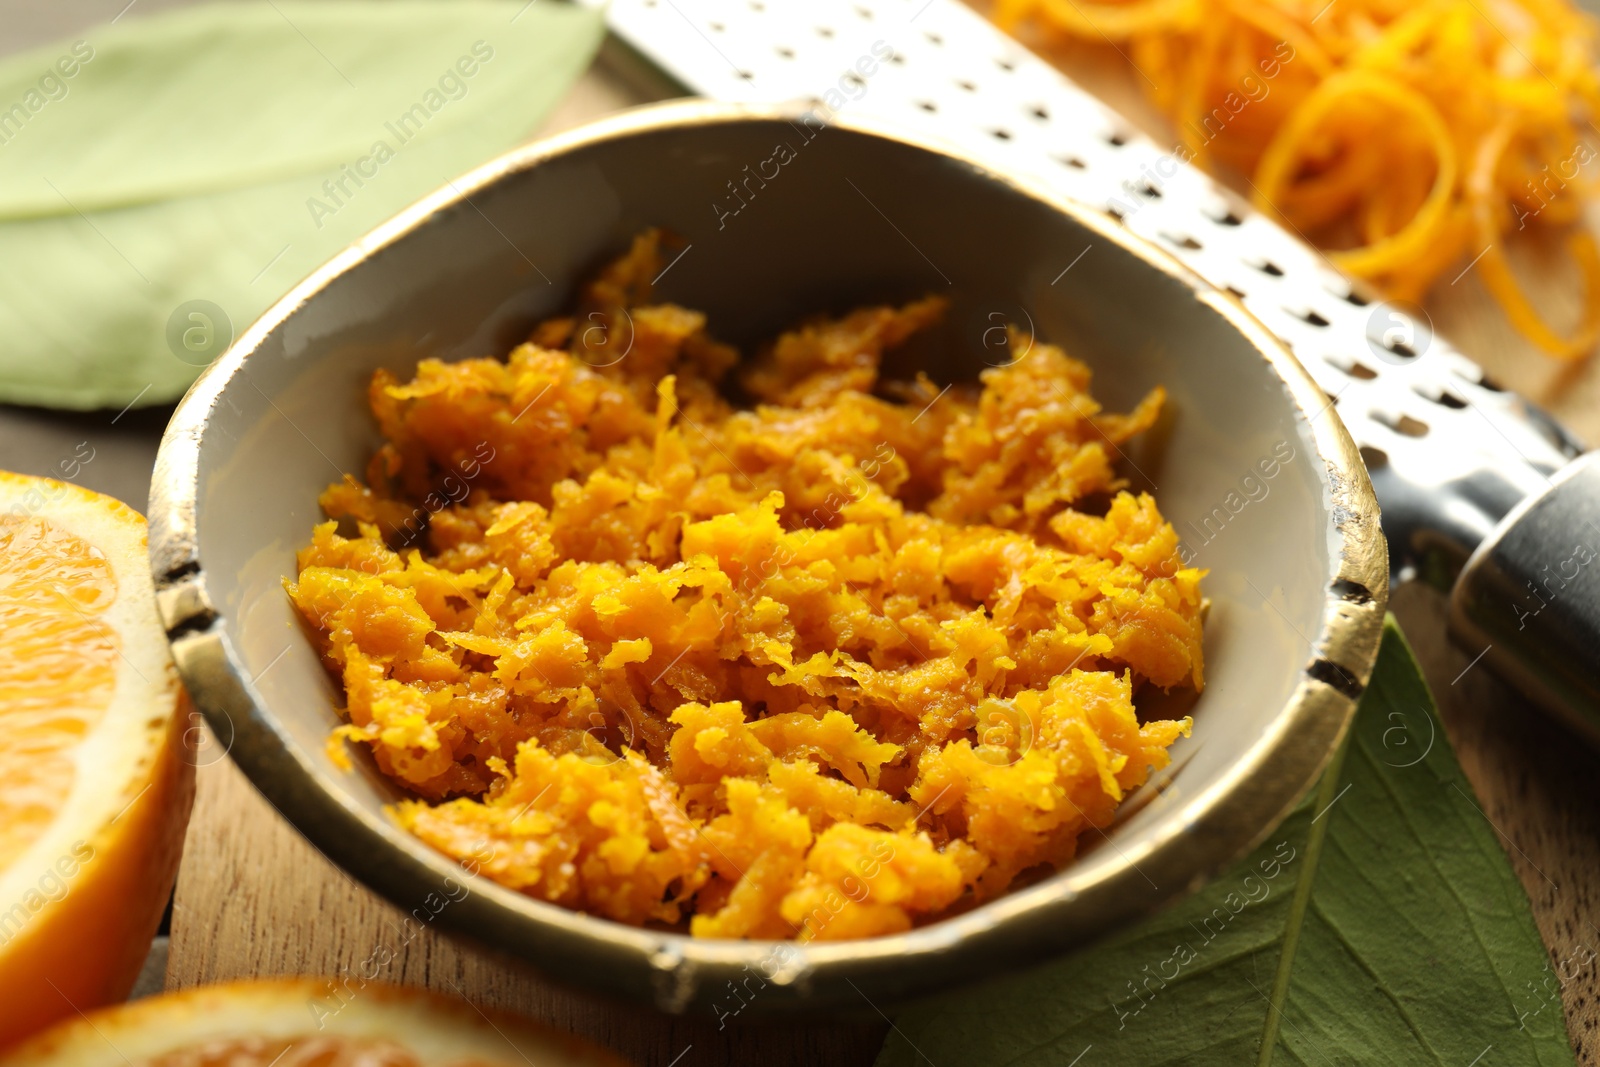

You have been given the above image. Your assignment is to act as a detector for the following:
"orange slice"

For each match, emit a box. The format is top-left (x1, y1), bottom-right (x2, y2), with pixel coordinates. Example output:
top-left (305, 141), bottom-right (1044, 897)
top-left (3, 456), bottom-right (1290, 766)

top-left (0, 472), bottom-right (194, 1047)
top-left (0, 978), bottom-right (630, 1066)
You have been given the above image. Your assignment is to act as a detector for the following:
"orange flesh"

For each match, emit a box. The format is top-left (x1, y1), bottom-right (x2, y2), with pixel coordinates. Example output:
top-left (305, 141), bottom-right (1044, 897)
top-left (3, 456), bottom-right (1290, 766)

top-left (0, 513), bottom-right (118, 871)
top-left (290, 232), bottom-right (1203, 940)
top-left (131, 1035), bottom-right (438, 1067)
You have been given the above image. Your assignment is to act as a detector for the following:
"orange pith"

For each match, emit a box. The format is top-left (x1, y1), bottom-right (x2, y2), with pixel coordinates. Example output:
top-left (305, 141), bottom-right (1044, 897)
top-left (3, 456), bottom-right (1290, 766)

top-left (0, 514), bottom-right (118, 871)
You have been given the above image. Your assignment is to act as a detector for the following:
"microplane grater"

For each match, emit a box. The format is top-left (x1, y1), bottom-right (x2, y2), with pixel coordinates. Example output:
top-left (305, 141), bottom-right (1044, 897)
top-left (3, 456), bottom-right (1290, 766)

top-left (592, 0), bottom-right (1600, 734)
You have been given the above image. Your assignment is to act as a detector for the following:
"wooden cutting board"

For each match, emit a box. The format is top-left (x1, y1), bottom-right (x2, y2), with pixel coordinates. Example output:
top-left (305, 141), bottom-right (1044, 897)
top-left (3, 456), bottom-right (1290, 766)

top-left (162, 36), bottom-right (1600, 1067)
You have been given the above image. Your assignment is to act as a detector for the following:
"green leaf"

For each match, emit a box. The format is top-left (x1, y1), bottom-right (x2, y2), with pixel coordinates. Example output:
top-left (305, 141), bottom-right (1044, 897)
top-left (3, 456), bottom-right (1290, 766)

top-left (0, 1), bottom-right (605, 410)
top-left (877, 618), bottom-right (1575, 1067)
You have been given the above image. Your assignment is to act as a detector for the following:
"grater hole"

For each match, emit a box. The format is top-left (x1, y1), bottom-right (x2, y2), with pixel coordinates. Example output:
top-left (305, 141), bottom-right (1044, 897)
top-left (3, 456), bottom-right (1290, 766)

top-left (1223, 284), bottom-right (1247, 299)
top-left (1325, 355), bottom-right (1377, 380)
top-left (1380, 336), bottom-right (1417, 360)
top-left (1136, 181), bottom-right (1162, 199)
top-left (926, 31), bottom-right (943, 44)
top-left (1373, 411), bottom-right (1430, 437)
top-left (817, 25), bottom-right (835, 37)
top-left (1477, 374), bottom-right (1506, 392)
top-left (843, 72), bottom-right (865, 89)
top-left (918, 100), bottom-right (938, 112)
top-left (1032, 104), bottom-right (1049, 120)
top-left (1164, 233), bottom-right (1203, 251)
top-left (776, 46), bottom-right (795, 58)
top-left (855, 4), bottom-right (874, 18)
top-left (1107, 202), bottom-right (1128, 221)
top-left (997, 57), bottom-right (1016, 71)
top-left (1416, 385), bottom-right (1468, 409)
top-left (1338, 286), bottom-right (1370, 307)
top-left (750, 0), bottom-right (765, 8)
top-left (890, 51), bottom-right (905, 64)
top-left (957, 79), bottom-right (977, 91)
top-left (1210, 209), bottom-right (1244, 226)
top-left (1058, 155), bottom-right (1086, 169)
top-left (1359, 445), bottom-right (1389, 470)
top-left (709, 20), bottom-right (724, 31)
top-left (1105, 131), bottom-right (1129, 147)
top-left (1294, 308), bottom-right (1330, 327)
top-left (1253, 259), bottom-right (1286, 277)
top-left (991, 128), bottom-right (1012, 141)
top-left (737, 70), bottom-right (754, 81)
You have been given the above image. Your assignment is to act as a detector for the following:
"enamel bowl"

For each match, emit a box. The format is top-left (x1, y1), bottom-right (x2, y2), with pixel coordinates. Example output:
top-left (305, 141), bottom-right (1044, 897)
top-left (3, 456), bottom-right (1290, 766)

top-left (148, 100), bottom-right (1386, 1015)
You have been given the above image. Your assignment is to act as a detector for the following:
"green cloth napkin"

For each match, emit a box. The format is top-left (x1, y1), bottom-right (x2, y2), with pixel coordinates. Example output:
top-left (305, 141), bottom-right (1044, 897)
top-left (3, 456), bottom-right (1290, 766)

top-left (0, 1), bottom-right (605, 410)
top-left (877, 618), bottom-right (1577, 1066)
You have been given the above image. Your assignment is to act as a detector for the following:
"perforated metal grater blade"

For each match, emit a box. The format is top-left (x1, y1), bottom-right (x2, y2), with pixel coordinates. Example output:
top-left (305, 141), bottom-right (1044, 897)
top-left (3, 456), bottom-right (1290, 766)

top-left (590, 0), bottom-right (1589, 595)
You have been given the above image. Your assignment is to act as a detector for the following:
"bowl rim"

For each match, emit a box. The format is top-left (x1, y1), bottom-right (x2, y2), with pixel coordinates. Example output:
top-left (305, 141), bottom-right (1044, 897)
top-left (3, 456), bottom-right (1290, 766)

top-left (148, 97), bottom-right (1388, 1013)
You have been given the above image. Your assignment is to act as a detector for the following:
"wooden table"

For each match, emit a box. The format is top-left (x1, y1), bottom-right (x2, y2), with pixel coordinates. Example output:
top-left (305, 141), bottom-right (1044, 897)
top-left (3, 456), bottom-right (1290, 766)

top-left (5, 8), bottom-right (1600, 1065)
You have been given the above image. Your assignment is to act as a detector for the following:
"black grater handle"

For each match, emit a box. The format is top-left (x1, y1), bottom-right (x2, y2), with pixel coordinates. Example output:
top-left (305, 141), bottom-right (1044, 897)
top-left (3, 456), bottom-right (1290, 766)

top-left (1449, 451), bottom-right (1600, 738)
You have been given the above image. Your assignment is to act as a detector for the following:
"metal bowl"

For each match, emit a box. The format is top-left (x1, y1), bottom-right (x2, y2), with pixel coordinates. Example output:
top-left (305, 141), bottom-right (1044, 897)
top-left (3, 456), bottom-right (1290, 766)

top-left (148, 100), bottom-right (1386, 1015)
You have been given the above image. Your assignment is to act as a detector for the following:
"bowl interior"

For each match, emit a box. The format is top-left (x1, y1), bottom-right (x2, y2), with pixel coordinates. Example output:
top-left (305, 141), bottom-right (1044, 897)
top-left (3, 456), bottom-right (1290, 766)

top-left (171, 105), bottom-right (1348, 1004)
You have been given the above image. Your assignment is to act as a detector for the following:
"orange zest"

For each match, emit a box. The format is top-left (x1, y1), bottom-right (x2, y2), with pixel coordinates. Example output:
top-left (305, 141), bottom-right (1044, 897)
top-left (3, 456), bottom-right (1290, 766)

top-left (1470, 120), bottom-right (1600, 360)
top-left (999, 0), bottom-right (1600, 360)
top-left (289, 233), bottom-right (1203, 941)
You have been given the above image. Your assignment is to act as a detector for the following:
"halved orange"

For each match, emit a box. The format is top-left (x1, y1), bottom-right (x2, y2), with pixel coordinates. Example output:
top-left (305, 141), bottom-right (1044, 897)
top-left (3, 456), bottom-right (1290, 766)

top-left (0, 472), bottom-right (194, 1047)
top-left (0, 978), bottom-right (630, 1065)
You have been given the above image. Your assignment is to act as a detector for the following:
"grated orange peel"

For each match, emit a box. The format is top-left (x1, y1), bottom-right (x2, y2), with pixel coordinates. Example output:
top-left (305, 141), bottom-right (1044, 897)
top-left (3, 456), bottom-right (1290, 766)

top-left (289, 233), bottom-right (1202, 941)
top-left (999, 0), bottom-right (1600, 360)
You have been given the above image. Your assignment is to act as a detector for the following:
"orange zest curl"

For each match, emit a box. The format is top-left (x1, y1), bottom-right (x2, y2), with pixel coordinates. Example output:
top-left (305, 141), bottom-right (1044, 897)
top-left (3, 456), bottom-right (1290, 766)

top-left (999, 0), bottom-right (1600, 360)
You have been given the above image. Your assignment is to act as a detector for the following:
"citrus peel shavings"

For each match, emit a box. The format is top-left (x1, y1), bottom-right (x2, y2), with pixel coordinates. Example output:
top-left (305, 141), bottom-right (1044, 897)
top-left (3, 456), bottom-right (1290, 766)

top-left (289, 232), bottom-right (1201, 940)
top-left (999, 0), bottom-right (1600, 360)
